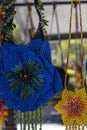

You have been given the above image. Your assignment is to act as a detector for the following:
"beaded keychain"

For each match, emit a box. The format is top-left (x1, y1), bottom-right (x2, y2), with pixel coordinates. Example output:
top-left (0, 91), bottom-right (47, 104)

top-left (54, 0), bottom-right (87, 130)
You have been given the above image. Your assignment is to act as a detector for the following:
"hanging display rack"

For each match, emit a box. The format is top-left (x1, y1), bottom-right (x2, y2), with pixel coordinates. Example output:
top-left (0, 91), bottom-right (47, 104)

top-left (15, 1), bottom-right (87, 6)
top-left (15, 1), bottom-right (87, 40)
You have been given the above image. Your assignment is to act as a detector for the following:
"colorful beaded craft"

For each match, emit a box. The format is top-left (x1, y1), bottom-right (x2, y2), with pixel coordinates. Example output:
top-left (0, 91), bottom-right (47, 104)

top-left (0, 38), bottom-right (63, 112)
top-left (0, 0), bottom-right (16, 45)
top-left (54, 88), bottom-right (87, 127)
top-left (54, 0), bottom-right (86, 130)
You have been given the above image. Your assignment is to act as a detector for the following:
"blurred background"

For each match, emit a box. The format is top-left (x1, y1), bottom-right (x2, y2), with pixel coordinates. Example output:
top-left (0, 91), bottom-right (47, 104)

top-left (1, 0), bottom-right (87, 130)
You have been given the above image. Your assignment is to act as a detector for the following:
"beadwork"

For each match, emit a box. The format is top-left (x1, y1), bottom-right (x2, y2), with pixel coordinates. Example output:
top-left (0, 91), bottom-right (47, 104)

top-left (5, 60), bottom-right (44, 99)
top-left (54, 88), bottom-right (87, 126)
top-left (0, 0), bottom-right (16, 45)
top-left (0, 4), bottom-right (4, 45)
top-left (0, 39), bottom-right (63, 112)
top-left (54, 1), bottom-right (87, 130)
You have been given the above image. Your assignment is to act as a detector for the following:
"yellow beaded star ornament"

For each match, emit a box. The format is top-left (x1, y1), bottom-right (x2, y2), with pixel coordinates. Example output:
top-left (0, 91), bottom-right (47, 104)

top-left (54, 88), bottom-right (87, 129)
top-left (54, 0), bottom-right (87, 130)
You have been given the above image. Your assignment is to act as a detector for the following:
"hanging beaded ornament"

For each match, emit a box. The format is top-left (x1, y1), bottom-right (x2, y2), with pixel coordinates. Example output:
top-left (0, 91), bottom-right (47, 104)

top-left (0, 0), bottom-right (63, 116)
top-left (0, 39), bottom-right (63, 112)
top-left (0, 0), bottom-right (63, 129)
top-left (54, 0), bottom-right (87, 130)
top-left (0, 0), bottom-right (16, 45)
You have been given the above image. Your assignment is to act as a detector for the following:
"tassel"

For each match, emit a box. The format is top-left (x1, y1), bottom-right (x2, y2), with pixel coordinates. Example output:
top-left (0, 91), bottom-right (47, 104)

top-left (65, 126), bottom-right (68, 130)
top-left (14, 110), bottom-right (18, 127)
top-left (72, 124), bottom-right (75, 130)
top-left (31, 112), bottom-right (35, 130)
top-left (35, 110), bottom-right (38, 130)
top-left (69, 125), bottom-right (72, 130)
top-left (39, 106), bottom-right (42, 130)
top-left (28, 112), bottom-right (30, 130)
top-left (82, 126), bottom-right (84, 130)
top-left (74, 124), bottom-right (77, 130)
top-left (20, 112), bottom-right (23, 130)
top-left (23, 113), bottom-right (26, 130)
top-left (78, 125), bottom-right (80, 130)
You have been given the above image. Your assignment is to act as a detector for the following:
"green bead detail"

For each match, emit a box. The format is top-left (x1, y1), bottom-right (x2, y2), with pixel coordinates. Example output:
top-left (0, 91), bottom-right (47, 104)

top-left (5, 60), bottom-right (44, 100)
top-left (36, 0), bottom-right (48, 35)
top-left (2, 0), bottom-right (16, 41)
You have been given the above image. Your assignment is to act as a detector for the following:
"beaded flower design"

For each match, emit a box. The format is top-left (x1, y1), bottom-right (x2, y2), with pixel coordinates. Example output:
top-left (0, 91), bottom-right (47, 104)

top-left (0, 39), bottom-right (63, 112)
top-left (5, 60), bottom-right (44, 100)
top-left (54, 88), bottom-right (87, 126)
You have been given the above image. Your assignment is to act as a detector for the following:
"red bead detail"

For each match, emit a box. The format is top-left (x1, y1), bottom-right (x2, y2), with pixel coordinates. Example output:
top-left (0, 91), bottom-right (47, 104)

top-left (64, 97), bottom-right (85, 117)
top-left (20, 72), bottom-right (31, 81)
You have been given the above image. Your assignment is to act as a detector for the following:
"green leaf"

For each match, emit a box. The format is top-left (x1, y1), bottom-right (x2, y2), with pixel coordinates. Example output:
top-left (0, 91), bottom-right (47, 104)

top-left (20, 83), bottom-right (29, 100)
top-left (31, 68), bottom-right (45, 75)
top-left (32, 76), bottom-right (43, 88)
top-left (5, 72), bottom-right (20, 78)
top-left (37, 3), bottom-right (44, 10)
top-left (8, 79), bottom-right (20, 91)
top-left (42, 19), bottom-right (48, 26)
top-left (30, 81), bottom-right (35, 96)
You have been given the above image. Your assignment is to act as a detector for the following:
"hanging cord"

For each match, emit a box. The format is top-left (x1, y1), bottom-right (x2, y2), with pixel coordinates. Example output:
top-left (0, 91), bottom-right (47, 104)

top-left (24, 2), bottom-right (35, 43)
top-left (14, 110), bottom-right (18, 127)
top-left (65, 0), bottom-right (84, 89)
top-left (64, 0), bottom-right (73, 89)
top-left (34, 110), bottom-right (38, 130)
top-left (74, 1), bottom-right (79, 65)
top-left (23, 113), bottom-right (26, 130)
top-left (31, 112), bottom-right (35, 130)
top-left (74, 1), bottom-right (82, 89)
top-left (20, 112), bottom-right (23, 130)
top-left (79, 0), bottom-right (84, 88)
top-left (27, 3), bottom-right (35, 40)
top-left (24, 3), bottom-right (31, 43)
top-left (27, 112), bottom-right (30, 130)
top-left (39, 106), bottom-right (42, 130)
top-left (34, 0), bottom-right (48, 40)
top-left (49, 2), bottom-right (64, 65)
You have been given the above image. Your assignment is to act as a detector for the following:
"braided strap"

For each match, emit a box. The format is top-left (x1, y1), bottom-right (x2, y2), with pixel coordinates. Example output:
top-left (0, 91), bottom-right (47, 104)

top-left (0, 3), bottom-right (4, 45)
top-left (0, 0), bottom-right (16, 45)
top-left (34, 0), bottom-right (48, 39)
